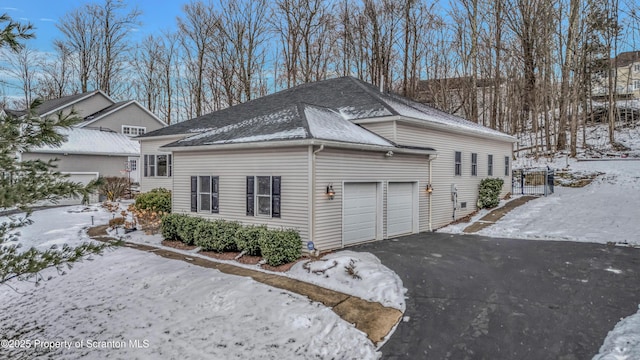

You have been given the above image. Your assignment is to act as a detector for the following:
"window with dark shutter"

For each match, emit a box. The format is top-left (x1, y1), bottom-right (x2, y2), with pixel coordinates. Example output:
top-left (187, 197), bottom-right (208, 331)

top-left (143, 155), bottom-right (148, 177)
top-left (190, 176), bottom-right (197, 212)
top-left (246, 176), bottom-right (254, 216)
top-left (272, 176), bottom-right (281, 218)
top-left (211, 176), bottom-right (219, 213)
top-left (168, 155), bottom-right (173, 177)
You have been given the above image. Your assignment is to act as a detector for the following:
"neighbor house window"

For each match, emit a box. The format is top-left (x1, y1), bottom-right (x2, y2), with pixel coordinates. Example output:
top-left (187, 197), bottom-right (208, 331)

top-left (488, 155), bottom-right (493, 176)
top-left (122, 125), bottom-right (146, 136)
top-left (454, 151), bottom-right (462, 176)
top-left (635, 64), bottom-right (640, 73)
top-left (246, 176), bottom-right (281, 218)
top-left (143, 154), bottom-right (172, 177)
top-left (190, 176), bottom-right (219, 213)
top-left (471, 153), bottom-right (478, 176)
top-left (505, 156), bottom-right (510, 176)
top-left (634, 80), bottom-right (640, 91)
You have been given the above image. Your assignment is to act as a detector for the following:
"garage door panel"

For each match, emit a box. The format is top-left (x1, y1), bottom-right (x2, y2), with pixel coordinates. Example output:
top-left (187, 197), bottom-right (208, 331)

top-left (343, 183), bottom-right (377, 245)
top-left (387, 182), bottom-right (414, 237)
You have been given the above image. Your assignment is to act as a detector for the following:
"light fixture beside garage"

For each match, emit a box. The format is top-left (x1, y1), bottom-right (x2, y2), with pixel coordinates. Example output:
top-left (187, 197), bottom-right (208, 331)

top-left (326, 184), bottom-right (335, 200)
top-left (426, 183), bottom-right (433, 194)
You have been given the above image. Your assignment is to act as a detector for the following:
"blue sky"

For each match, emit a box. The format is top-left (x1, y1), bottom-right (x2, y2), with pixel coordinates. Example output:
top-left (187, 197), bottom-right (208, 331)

top-left (1, 0), bottom-right (184, 52)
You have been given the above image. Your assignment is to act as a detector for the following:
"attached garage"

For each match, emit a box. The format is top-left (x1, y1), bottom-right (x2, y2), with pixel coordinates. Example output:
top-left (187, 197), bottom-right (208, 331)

top-left (342, 182), bottom-right (379, 246)
top-left (387, 182), bottom-right (416, 237)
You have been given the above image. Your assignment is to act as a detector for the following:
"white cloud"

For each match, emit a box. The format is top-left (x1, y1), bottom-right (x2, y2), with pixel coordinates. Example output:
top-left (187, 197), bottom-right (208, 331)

top-left (39, 18), bottom-right (56, 23)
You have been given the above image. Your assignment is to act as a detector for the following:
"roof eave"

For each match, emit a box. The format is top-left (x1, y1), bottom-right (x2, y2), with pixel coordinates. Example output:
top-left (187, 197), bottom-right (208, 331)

top-left (26, 149), bottom-right (138, 157)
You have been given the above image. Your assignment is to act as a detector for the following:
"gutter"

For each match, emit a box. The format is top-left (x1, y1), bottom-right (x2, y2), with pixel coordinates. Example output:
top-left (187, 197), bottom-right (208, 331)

top-left (163, 138), bottom-right (436, 156)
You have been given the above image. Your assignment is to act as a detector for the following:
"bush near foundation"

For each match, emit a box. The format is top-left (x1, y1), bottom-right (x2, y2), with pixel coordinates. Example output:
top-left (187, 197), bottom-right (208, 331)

top-left (235, 225), bottom-right (267, 256)
top-left (195, 220), bottom-right (241, 252)
top-left (258, 228), bottom-right (302, 267)
top-left (477, 178), bottom-right (504, 209)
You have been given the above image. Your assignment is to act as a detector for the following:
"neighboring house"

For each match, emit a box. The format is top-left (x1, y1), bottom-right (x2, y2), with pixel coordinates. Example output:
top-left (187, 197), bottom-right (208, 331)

top-left (415, 76), bottom-right (504, 125)
top-left (592, 51), bottom-right (640, 100)
top-left (9, 90), bottom-right (166, 204)
top-left (138, 76), bottom-right (515, 251)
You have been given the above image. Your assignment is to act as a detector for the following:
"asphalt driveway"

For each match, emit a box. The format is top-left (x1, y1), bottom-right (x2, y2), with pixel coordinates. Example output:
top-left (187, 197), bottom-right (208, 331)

top-left (353, 233), bottom-right (640, 360)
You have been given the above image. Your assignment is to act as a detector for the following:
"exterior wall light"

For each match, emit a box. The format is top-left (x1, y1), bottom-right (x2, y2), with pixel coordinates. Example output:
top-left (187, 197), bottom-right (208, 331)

top-left (326, 184), bottom-right (335, 200)
top-left (426, 183), bottom-right (433, 194)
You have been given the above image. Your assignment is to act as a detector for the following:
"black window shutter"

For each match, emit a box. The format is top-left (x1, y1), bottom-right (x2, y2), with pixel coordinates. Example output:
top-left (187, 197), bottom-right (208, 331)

top-left (246, 176), bottom-right (254, 216)
top-left (168, 154), bottom-right (172, 177)
top-left (272, 176), bottom-right (281, 218)
top-left (190, 176), bottom-right (197, 212)
top-left (143, 155), bottom-right (148, 177)
top-left (211, 176), bottom-right (219, 213)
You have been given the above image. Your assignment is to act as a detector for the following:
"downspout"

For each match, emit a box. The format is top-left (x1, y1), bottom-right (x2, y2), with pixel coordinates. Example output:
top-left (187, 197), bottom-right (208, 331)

top-left (428, 154), bottom-right (438, 232)
top-left (310, 145), bottom-right (325, 249)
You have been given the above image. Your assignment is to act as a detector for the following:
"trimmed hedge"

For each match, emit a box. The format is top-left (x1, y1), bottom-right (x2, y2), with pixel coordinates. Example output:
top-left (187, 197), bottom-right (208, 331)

top-left (135, 188), bottom-right (171, 213)
top-left (161, 213), bottom-right (188, 241)
top-left (477, 178), bottom-right (504, 209)
top-left (177, 216), bottom-right (207, 245)
top-left (259, 228), bottom-right (301, 267)
top-left (195, 220), bottom-right (241, 252)
top-left (159, 215), bottom-right (302, 265)
top-left (235, 225), bottom-right (267, 256)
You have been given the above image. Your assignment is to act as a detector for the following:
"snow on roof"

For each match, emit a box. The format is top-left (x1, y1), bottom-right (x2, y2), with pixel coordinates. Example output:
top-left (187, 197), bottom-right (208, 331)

top-left (207, 127), bottom-right (307, 144)
top-left (305, 105), bottom-right (393, 146)
top-left (380, 94), bottom-right (515, 141)
top-left (177, 107), bottom-right (308, 146)
top-left (29, 127), bottom-right (140, 156)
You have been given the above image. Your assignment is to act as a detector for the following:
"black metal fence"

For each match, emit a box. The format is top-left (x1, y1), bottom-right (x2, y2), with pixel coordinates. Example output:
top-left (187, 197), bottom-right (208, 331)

top-left (512, 168), bottom-right (555, 196)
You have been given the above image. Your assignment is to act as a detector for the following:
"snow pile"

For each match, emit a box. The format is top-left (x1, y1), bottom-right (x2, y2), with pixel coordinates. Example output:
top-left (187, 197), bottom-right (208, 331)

top-left (289, 251), bottom-right (407, 311)
top-left (593, 306), bottom-right (640, 360)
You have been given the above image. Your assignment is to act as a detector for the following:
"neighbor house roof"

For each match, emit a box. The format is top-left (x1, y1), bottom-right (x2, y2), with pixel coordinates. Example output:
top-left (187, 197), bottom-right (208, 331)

top-left (34, 90), bottom-right (114, 117)
top-left (142, 76), bottom-right (514, 149)
top-left (79, 100), bottom-right (167, 128)
top-left (29, 127), bottom-right (140, 156)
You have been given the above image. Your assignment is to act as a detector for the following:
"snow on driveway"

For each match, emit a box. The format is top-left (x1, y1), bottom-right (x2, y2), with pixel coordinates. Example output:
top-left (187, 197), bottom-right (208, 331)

top-left (0, 204), bottom-right (394, 359)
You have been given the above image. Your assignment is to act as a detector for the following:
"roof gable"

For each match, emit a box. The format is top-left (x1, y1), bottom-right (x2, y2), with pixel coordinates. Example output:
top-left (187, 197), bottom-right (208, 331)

top-left (80, 100), bottom-right (167, 128)
top-left (35, 90), bottom-right (114, 117)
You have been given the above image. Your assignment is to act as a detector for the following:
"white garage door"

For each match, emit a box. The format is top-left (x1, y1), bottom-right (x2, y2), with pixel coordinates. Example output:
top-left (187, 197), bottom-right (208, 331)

top-left (343, 183), bottom-right (378, 245)
top-left (57, 173), bottom-right (99, 205)
top-left (387, 182), bottom-right (414, 237)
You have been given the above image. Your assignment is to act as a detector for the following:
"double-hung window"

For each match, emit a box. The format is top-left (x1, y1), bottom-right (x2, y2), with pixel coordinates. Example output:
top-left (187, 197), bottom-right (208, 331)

top-left (190, 176), bottom-right (219, 213)
top-left (246, 176), bottom-right (281, 218)
top-left (144, 154), bottom-right (172, 177)
top-left (471, 153), bottom-right (478, 176)
top-left (454, 151), bottom-right (462, 176)
top-left (488, 155), bottom-right (494, 176)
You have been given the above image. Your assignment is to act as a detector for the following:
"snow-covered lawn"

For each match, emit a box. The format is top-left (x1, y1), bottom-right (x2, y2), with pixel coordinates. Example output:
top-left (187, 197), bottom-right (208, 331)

top-left (0, 204), bottom-right (405, 359)
top-left (441, 159), bottom-right (640, 246)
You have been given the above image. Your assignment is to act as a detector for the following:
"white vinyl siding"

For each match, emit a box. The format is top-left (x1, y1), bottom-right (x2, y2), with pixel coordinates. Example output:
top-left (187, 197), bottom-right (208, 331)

top-left (173, 147), bottom-right (309, 242)
top-left (393, 122), bottom-right (513, 229)
top-left (314, 147), bottom-right (428, 251)
top-left (139, 136), bottom-right (183, 192)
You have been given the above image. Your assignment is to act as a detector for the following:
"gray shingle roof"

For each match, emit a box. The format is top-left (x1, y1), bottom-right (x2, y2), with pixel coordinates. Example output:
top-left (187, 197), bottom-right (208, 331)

top-left (83, 101), bottom-right (131, 122)
top-left (143, 76), bottom-right (513, 148)
top-left (35, 91), bottom-right (100, 116)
